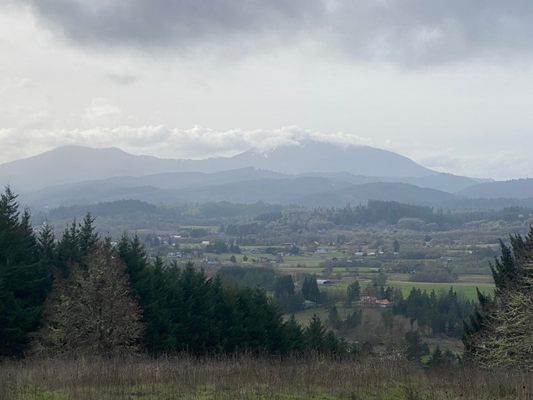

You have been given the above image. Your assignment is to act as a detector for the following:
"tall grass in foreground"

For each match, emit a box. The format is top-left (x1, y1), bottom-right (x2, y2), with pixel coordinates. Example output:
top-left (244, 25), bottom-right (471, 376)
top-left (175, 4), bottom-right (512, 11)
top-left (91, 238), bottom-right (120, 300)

top-left (1, 356), bottom-right (532, 399)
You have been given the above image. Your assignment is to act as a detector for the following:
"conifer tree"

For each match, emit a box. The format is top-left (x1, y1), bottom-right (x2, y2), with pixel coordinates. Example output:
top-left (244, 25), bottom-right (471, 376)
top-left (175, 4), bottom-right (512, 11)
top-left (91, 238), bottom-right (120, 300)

top-left (302, 275), bottom-right (320, 303)
top-left (346, 280), bottom-right (361, 306)
top-left (304, 314), bottom-right (327, 351)
top-left (117, 234), bottom-right (349, 356)
top-left (282, 315), bottom-right (305, 353)
top-left (78, 213), bottom-right (98, 255)
top-left (0, 188), bottom-right (52, 357)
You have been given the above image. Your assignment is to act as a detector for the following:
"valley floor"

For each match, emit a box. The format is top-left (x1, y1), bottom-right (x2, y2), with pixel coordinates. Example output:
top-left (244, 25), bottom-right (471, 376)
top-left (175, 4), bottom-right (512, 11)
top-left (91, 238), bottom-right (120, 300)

top-left (1, 356), bottom-right (530, 400)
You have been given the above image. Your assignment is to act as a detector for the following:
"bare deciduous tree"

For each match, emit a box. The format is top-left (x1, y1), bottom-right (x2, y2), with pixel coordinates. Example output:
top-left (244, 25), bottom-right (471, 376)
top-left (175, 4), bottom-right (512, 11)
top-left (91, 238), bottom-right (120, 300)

top-left (31, 242), bottom-right (143, 357)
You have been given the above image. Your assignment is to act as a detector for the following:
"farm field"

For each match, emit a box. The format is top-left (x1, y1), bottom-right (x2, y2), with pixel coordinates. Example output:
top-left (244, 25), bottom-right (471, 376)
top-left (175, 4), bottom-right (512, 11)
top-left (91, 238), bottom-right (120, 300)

top-left (386, 280), bottom-right (493, 299)
top-left (320, 276), bottom-right (494, 300)
top-left (177, 245), bottom-right (496, 301)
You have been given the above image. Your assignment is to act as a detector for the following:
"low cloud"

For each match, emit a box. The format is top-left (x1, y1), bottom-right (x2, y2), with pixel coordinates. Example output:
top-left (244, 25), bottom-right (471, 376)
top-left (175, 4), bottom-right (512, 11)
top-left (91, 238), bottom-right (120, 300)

top-left (0, 125), bottom-right (372, 163)
top-left (1, 125), bottom-right (530, 179)
top-left (415, 148), bottom-right (533, 180)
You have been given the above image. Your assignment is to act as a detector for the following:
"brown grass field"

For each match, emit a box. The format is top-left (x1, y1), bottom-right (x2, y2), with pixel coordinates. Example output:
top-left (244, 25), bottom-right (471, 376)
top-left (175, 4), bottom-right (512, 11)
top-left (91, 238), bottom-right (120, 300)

top-left (1, 356), bottom-right (532, 400)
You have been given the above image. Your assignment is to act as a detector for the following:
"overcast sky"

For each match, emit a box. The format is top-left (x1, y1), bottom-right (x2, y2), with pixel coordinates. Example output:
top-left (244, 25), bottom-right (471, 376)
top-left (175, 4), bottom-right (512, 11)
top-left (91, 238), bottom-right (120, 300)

top-left (2, 1), bottom-right (533, 179)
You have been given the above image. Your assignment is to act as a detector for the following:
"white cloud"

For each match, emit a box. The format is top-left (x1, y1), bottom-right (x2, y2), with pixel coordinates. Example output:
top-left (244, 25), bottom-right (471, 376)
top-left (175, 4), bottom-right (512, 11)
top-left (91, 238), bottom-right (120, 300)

top-left (1, 125), bottom-right (532, 180)
top-left (0, 125), bottom-right (372, 162)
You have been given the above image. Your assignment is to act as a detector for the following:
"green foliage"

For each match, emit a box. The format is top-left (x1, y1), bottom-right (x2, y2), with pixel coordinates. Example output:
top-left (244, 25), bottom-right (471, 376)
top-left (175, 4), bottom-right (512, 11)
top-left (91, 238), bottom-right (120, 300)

top-left (302, 275), bottom-right (321, 303)
top-left (55, 214), bottom-right (97, 274)
top-left (274, 275), bottom-right (304, 313)
top-left (217, 266), bottom-right (277, 290)
top-left (0, 189), bottom-right (354, 358)
top-left (120, 235), bottom-right (348, 355)
top-left (329, 201), bottom-right (442, 227)
top-left (364, 272), bottom-right (390, 299)
top-left (205, 241), bottom-right (241, 254)
top-left (0, 188), bottom-right (52, 357)
top-left (405, 330), bottom-right (429, 361)
top-left (394, 287), bottom-right (473, 338)
top-left (275, 275), bottom-right (295, 298)
top-left (346, 280), bottom-right (361, 306)
top-left (408, 268), bottom-right (458, 283)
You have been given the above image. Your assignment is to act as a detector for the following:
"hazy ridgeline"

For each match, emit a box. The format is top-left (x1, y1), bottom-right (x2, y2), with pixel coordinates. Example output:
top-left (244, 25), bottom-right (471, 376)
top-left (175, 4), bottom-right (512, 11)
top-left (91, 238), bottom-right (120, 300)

top-left (1, 356), bottom-right (532, 400)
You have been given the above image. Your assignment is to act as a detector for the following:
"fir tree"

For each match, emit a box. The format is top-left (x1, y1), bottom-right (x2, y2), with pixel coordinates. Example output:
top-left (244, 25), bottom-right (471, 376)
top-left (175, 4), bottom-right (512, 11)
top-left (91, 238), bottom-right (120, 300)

top-left (304, 314), bottom-right (327, 352)
top-left (302, 275), bottom-right (320, 303)
top-left (0, 188), bottom-right (52, 357)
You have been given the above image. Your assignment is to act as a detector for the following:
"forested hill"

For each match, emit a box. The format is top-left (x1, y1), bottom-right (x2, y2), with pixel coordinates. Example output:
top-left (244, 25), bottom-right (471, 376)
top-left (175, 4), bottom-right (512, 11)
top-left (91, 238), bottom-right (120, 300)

top-left (23, 175), bottom-right (457, 209)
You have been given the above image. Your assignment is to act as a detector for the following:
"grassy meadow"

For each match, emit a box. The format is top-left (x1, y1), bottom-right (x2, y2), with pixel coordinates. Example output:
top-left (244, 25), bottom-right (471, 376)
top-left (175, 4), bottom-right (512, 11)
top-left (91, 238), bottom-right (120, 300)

top-left (1, 357), bottom-right (532, 400)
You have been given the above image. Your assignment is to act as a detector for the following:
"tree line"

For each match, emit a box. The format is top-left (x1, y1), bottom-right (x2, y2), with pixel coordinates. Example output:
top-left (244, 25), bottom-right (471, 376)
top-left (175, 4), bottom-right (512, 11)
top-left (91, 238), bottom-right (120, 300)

top-left (0, 189), bottom-right (350, 358)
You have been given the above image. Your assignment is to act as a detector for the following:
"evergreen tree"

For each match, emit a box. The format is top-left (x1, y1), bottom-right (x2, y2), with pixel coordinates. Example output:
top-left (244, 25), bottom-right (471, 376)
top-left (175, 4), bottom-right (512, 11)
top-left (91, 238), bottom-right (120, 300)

top-left (302, 275), bottom-right (320, 303)
top-left (274, 275), bottom-right (295, 298)
top-left (117, 234), bottom-right (349, 356)
top-left (78, 213), bottom-right (98, 255)
top-left (273, 274), bottom-right (302, 313)
top-left (405, 330), bottom-right (426, 361)
top-left (304, 314), bottom-right (327, 352)
top-left (282, 315), bottom-right (305, 353)
top-left (343, 310), bottom-right (362, 330)
top-left (0, 188), bottom-right (52, 357)
top-left (346, 280), bottom-right (361, 305)
top-left (55, 220), bottom-right (80, 274)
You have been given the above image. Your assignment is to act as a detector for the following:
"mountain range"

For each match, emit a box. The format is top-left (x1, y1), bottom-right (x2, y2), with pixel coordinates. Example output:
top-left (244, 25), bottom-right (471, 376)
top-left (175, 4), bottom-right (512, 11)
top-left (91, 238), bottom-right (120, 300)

top-left (1, 141), bottom-right (528, 209)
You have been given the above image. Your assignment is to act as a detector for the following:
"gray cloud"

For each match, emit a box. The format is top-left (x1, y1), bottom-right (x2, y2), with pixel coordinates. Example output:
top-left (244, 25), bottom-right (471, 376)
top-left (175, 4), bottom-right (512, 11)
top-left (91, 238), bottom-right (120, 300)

top-left (327, 0), bottom-right (533, 64)
top-left (22, 0), bottom-right (323, 53)
top-left (105, 72), bottom-right (139, 85)
top-left (19, 0), bottom-right (533, 64)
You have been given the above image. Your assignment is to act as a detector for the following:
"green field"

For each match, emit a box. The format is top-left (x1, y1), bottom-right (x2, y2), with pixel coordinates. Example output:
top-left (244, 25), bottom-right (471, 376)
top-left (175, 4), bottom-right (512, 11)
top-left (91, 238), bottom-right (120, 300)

top-left (321, 278), bottom-right (494, 300)
top-left (387, 280), bottom-right (494, 299)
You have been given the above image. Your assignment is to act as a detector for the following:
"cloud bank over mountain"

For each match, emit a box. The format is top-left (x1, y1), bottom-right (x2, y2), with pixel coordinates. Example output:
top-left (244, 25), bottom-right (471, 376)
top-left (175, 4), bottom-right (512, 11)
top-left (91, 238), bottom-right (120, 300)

top-left (0, 125), bottom-right (372, 162)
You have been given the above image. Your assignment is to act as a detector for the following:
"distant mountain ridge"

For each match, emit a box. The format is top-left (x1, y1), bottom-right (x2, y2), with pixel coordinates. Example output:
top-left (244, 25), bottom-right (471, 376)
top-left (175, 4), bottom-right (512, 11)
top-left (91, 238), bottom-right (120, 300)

top-left (458, 178), bottom-right (533, 199)
top-left (0, 142), bottom-right (483, 195)
top-left (22, 170), bottom-right (455, 209)
top-left (222, 140), bottom-right (434, 177)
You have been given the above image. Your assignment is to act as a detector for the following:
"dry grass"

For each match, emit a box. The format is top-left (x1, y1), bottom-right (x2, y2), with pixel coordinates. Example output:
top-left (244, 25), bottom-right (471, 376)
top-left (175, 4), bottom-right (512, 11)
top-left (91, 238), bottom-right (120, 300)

top-left (1, 356), bottom-right (532, 399)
